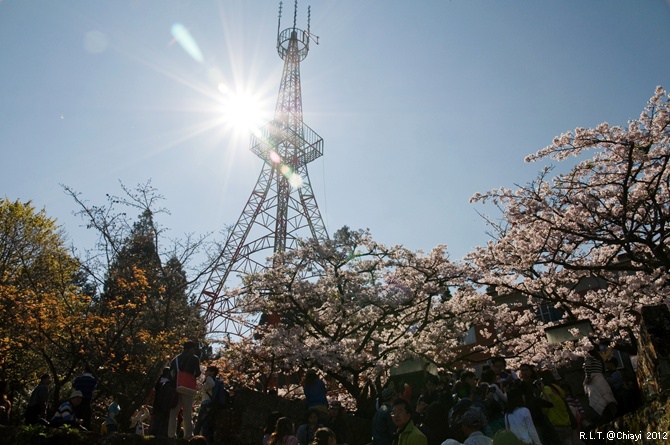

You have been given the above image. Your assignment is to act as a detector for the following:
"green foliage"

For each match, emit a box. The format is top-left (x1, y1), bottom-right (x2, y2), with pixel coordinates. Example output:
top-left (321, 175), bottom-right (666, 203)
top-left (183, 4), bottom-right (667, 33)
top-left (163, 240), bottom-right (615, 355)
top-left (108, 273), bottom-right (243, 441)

top-left (15, 424), bottom-right (48, 445)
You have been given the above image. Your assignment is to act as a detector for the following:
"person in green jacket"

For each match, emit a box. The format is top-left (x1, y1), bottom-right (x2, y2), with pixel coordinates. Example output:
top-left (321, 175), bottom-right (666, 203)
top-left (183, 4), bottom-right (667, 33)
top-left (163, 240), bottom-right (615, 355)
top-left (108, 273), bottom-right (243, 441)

top-left (390, 398), bottom-right (427, 445)
top-left (539, 372), bottom-right (573, 445)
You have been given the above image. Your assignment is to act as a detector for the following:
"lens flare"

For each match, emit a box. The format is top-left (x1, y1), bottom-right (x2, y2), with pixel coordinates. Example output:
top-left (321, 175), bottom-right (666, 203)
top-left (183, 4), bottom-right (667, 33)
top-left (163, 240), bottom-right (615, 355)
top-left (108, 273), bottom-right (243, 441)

top-left (171, 23), bottom-right (204, 63)
top-left (288, 173), bottom-right (303, 188)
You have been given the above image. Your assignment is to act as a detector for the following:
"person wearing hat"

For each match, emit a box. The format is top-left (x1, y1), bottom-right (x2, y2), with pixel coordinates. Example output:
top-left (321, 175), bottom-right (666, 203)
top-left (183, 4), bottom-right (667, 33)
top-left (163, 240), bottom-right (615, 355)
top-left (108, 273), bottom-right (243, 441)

top-left (50, 390), bottom-right (85, 429)
top-left (372, 386), bottom-right (397, 445)
top-left (455, 408), bottom-right (492, 445)
top-left (105, 397), bottom-right (121, 433)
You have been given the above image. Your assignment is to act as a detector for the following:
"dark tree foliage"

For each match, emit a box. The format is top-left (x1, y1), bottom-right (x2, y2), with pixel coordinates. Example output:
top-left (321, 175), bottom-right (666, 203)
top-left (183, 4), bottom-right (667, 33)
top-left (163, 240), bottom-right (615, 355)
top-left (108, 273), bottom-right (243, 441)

top-left (65, 182), bottom-right (207, 429)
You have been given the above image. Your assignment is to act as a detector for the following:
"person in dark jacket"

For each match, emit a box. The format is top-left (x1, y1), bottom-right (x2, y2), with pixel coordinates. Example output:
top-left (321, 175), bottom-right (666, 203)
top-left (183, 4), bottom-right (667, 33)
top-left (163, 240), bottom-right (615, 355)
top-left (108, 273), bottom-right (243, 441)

top-left (150, 367), bottom-right (174, 437)
top-left (25, 374), bottom-right (51, 426)
top-left (304, 370), bottom-right (328, 413)
top-left (373, 387), bottom-right (396, 445)
top-left (73, 366), bottom-right (98, 429)
top-left (327, 400), bottom-right (349, 445)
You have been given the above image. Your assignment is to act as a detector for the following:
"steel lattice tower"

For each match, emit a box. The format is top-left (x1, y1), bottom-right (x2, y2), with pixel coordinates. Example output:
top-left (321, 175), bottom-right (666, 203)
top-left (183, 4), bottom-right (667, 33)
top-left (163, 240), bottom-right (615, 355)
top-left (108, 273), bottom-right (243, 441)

top-left (199, 1), bottom-right (327, 338)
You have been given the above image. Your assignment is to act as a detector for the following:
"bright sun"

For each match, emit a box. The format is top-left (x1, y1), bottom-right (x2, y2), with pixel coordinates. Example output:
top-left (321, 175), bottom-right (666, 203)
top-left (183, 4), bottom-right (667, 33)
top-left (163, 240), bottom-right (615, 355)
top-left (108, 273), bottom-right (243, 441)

top-left (219, 84), bottom-right (266, 133)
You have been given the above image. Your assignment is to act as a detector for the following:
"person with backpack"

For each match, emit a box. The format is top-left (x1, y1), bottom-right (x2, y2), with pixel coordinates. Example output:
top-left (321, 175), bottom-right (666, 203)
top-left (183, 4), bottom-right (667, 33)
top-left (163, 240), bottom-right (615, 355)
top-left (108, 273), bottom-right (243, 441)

top-left (538, 372), bottom-right (572, 445)
top-left (104, 398), bottom-right (121, 433)
top-left (194, 365), bottom-right (225, 442)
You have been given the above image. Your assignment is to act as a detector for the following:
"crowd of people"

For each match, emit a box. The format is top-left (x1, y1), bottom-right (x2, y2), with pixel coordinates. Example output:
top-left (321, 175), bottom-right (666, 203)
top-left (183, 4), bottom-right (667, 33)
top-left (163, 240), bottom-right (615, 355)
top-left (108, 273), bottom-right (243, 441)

top-left (370, 352), bottom-right (640, 445)
top-left (144, 340), bottom-right (230, 442)
top-left (23, 367), bottom-right (99, 430)
top-left (267, 354), bottom-right (633, 445)
top-left (261, 369), bottom-right (351, 445)
top-left (263, 411), bottom-right (340, 445)
top-left (19, 341), bottom-right (227, 444)
top-left (11, 340), bottom-right (640, 445)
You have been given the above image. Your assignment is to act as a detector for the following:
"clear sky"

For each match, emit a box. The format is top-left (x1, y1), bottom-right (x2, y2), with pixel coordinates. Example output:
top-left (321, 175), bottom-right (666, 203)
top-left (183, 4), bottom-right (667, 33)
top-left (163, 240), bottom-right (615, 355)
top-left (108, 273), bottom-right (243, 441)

top-left (2, 0), bottom-right (670, 263)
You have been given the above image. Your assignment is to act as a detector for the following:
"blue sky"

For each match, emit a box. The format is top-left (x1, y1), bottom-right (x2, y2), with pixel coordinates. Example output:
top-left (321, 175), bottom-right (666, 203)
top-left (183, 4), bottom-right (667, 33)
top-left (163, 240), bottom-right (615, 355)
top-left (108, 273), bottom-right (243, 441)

top-left (2, 0), bottom-right (670, 263)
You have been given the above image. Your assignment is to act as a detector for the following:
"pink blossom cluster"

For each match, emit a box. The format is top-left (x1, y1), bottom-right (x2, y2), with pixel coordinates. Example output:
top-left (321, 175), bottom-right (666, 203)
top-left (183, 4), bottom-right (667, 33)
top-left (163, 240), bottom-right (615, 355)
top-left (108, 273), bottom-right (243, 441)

top-left (222, 87), bottom-right (670, 408)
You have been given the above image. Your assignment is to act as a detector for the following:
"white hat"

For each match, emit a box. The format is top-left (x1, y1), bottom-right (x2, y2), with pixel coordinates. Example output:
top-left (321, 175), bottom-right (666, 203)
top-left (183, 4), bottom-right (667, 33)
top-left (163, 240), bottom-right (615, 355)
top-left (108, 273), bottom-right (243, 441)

top-left (70, 390), bottom-right (84, 399)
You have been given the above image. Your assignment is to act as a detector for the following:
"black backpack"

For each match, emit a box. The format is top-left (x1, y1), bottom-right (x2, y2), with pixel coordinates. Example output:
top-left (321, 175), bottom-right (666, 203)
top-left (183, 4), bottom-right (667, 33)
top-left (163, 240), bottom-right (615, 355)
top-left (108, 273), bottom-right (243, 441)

top-left (208, 379), bottom-right (229, 408)
top-left (154, 380), bottom-right (178, 415)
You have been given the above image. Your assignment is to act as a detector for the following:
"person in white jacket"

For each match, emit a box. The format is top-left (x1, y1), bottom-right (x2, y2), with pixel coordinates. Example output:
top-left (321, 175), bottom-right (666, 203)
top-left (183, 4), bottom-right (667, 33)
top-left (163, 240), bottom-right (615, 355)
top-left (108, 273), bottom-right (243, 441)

top-left (503, 388), bottom-right (542, 445)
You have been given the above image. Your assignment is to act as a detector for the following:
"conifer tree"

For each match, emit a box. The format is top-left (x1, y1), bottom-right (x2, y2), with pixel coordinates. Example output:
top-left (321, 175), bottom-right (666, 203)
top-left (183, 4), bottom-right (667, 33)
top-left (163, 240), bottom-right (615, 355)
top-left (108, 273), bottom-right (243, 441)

top-left (66, 182), bottom-right (206, 428)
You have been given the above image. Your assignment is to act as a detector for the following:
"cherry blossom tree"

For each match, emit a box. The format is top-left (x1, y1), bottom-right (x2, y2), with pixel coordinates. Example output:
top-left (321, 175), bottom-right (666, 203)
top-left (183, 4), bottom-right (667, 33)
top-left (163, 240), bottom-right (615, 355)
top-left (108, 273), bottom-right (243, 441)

top-left (467, 86), bottom-right (670, 365)
top-left (223, 226), bottom-right (473, 409)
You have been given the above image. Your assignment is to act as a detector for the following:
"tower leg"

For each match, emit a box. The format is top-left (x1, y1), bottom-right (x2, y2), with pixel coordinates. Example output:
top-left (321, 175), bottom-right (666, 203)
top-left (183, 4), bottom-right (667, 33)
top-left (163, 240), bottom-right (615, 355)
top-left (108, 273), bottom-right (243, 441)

top-left (200, 163), bottom-right (276, 336)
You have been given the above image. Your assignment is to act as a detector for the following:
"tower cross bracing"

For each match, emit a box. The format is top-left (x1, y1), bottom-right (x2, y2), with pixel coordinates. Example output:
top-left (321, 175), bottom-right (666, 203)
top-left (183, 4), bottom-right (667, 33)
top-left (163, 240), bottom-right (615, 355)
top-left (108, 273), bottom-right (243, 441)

top-left (198, 1), bottom-right (327, 338)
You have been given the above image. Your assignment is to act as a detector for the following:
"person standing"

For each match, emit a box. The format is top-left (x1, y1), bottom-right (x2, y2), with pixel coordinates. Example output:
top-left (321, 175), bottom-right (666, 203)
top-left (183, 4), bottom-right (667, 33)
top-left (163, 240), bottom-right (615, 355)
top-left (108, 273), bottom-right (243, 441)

top-left (168, 341), bottom-right (201, 439)
top-left (515, 365), bottom-right (555, 445)
top-left (491, 357), bottom-right (518, 383)
top-left (460, 372), bottom-right (478, 393)
top-left (268, 416), bottom-right (299, 445)
top-left (313, 427), bottom-right (337, 445)
top-left (304, 369), bottom-right (328, 423)
top-left (503, 388), bottom-right (542, 445)
top-left (327, 400), bottom-right (349, 445)
top-left (150, 367), bottom-right (174, 437)
top-left (538, 373), bottom-right (572, 445)
top-left (0, 381), bottom-right (12, 425)
top-left (25, 374), bottom-right (51, 426)
top-left (264, 411), bottom-right (284, 445)
top-left (73, 366), bottom-right (97, 430)
top-left (194, 365), bottom-right (218, 442)
top-left (105, 398), bottom-right (121, 433)
top-left (582, 351), bottom-right (617, 423)
top-left (456, 408), bottom-right (493, 445)
top-left (391, 398), bottom-right (427, 445)
top-left (372, 387), bottom-right (396, 445)
top-left (297, 409), bottom-right (322, 445)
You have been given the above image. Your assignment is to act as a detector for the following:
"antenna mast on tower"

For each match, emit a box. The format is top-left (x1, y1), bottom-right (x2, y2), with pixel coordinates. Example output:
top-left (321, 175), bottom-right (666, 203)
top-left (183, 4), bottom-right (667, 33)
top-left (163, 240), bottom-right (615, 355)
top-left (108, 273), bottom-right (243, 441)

top-left (198, 1), bottom-right (327, 338)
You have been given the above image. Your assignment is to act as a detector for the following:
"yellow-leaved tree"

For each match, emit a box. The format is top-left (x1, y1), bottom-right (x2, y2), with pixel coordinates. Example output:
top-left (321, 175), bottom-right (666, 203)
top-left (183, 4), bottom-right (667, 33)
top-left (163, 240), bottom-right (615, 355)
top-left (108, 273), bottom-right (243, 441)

top-left (65, 182), bottom-right (208, 429)
top-left (0, 198), bottom-right (88, 412)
